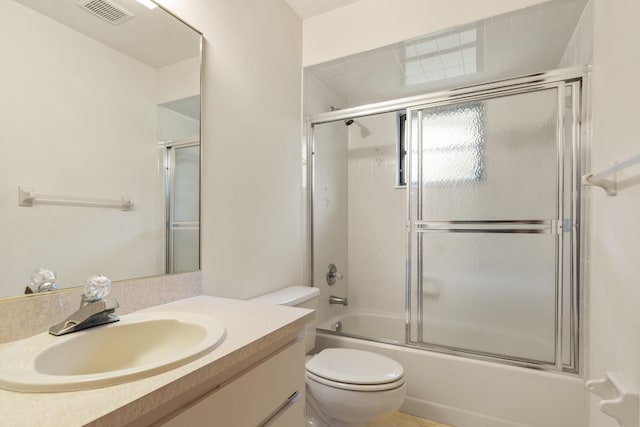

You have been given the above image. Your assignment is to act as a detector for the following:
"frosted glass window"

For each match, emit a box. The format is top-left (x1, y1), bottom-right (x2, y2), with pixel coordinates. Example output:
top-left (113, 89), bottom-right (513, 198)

top-left (397, 106), bottom-right (482, 187)
top-left (422, 104), bottom-right (484, 183)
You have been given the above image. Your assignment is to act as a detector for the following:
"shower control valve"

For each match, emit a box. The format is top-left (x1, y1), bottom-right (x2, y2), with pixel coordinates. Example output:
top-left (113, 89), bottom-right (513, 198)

top-left (326, 263), bottom-right (343, 286)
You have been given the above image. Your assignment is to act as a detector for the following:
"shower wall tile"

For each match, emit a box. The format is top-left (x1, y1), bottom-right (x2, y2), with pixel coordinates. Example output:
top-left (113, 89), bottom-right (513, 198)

top-left (305, 71), bottom-right (351, 324)
top-left (0, 272), bottom-right (202, 344)
top-left (347, 112), bottom-right (406, 316)
top-left (568, 0), bottom-right (593, 383)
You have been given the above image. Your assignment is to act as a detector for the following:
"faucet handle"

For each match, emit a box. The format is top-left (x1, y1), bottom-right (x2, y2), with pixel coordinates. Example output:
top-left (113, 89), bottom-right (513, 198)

top-left (82, 274), bottom-right (111, 303)
top-left (29, 267), bottom-right (57, 293)
top-left (326, 263), bottom-right (344, 286)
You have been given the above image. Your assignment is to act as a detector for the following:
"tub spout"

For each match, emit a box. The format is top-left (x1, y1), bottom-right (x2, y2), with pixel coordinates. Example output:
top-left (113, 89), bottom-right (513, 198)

top-left (329, 295), bottom-right (348, 306)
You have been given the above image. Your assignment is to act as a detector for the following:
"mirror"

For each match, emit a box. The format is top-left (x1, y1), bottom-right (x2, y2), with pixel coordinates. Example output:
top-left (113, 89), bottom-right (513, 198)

top-left (0, 0), bottom-right (202, 299)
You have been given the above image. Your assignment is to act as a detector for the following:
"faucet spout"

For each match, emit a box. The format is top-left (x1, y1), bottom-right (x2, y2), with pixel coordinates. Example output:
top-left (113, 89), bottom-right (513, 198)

top-left (329, 295), bottom-right (348, 306)
top-left (49, 298), bottom-right (119, 336)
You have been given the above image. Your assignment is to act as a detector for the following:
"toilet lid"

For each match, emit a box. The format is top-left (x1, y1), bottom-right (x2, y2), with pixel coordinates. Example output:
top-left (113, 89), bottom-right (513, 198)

top-left (305, 349), bottom-right (404, 385)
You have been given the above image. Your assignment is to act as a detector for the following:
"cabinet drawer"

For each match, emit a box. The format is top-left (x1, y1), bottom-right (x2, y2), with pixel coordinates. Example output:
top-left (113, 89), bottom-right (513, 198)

top-left (161, 339), bottom-right (305, 427)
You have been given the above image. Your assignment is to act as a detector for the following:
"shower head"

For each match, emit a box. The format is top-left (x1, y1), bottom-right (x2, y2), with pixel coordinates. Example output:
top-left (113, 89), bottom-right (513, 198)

top-left (329, 106), bottom-right (354, 126)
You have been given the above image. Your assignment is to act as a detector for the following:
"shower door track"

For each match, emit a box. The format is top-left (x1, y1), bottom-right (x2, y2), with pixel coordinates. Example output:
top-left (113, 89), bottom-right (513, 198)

top-left (306, 66), bottom-right (588, 125)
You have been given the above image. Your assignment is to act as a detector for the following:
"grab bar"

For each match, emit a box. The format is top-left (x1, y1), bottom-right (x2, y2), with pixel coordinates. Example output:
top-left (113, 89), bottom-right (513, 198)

top-left (18, 186), bottom-right (133, 211)
top-left (582, 153), bottom-right (640, 196)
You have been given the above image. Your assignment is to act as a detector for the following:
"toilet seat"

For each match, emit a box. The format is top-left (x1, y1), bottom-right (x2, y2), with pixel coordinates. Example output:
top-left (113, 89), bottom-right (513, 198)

top-left (305, 348), bottom-right (404, 391)
top-left (306, 370), bottom-right (405, 392)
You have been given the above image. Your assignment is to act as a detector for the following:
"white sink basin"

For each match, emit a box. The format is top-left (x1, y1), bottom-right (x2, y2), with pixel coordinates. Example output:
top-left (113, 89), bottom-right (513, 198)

top-left (0, 311), bottom-right (225, 392)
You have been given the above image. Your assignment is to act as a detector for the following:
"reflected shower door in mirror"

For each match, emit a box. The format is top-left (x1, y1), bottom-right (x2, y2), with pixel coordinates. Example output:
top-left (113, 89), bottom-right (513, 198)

top-left (0, 0), bottom-right (201, 298)
top-left (163, 142), bottom-right (200, 274)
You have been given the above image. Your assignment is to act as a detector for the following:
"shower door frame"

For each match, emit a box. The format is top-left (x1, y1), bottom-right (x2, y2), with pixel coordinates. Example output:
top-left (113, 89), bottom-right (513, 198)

top-left (406, 81), bottom-right (583, 373)
top-left (306, 66), bottom-right (587, 374)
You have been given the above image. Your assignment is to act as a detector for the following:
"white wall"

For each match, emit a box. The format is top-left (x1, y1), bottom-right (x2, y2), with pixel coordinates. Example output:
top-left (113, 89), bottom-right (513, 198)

top-left (0, 0), bottom-right (163, 297)
top-left (588, 0), bottom-right (640, 425)
top-left (302, 0), bottom-right (551, 66)
top-left (157, 107), bottom-right (200, 142)
top-left (157, 57), bottom-right (200, 105)
top-left (155, 0), bottom-right (304, 299)
top-left (156, 57), bottom-right (201, 141)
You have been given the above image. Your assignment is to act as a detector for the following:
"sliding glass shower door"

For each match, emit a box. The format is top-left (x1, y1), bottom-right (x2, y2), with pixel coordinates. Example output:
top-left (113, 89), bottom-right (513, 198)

top-left (406, 82), bottom-right (580, 371)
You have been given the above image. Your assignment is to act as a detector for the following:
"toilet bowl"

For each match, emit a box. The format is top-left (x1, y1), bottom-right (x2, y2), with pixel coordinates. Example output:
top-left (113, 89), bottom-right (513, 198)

top-left (250, 286), bottom-right (406, 427)
top-left (305, 348), bottom-right (406, 426)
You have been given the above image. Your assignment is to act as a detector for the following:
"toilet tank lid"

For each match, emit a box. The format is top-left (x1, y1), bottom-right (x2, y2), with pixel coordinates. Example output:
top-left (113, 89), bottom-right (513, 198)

top-left (249, 286), bottom-right (320, 306)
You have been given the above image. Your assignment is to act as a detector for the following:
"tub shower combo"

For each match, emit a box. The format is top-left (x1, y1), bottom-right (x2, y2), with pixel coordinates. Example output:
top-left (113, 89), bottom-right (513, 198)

top-left (307, 68), bottom-right (587, 425)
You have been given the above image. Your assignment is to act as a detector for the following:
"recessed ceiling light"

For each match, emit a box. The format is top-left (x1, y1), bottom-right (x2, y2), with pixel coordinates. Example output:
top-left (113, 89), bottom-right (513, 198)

top-left (135, 0), bottom-right (158, 9)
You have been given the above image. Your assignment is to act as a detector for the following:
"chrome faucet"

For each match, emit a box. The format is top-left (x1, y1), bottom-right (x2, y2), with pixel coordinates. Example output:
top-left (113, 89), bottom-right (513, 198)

top-left (329, 295), bottom-right (348, 306)
top-left (49, 275), bottom-right (119, 336)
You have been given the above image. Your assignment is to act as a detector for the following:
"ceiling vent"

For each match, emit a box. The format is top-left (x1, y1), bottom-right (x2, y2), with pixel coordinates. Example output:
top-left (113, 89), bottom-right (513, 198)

top-left (77, 0), bottom-right (134, 25)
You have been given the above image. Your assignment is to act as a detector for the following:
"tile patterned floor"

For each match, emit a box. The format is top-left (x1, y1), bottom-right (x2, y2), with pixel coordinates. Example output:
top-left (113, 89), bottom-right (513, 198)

top-left (365, 411), bottom-right (455, 427)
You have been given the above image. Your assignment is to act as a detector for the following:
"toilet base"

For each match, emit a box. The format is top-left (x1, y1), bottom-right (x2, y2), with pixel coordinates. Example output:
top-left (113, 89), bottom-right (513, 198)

top-left (305, 380), bottom-right (404, 427)
top-left (305, 398), bottom-right (364, 427)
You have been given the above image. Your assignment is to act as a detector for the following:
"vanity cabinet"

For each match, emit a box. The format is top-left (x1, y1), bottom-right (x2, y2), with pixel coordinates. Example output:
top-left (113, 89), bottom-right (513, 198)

top-left (158, 339), bottom-right (305, 426)
top-left (0, 296), bottom-right (313, 426)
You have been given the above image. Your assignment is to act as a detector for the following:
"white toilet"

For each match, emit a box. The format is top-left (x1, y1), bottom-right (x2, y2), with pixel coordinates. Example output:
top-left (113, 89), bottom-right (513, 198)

top-left (250, 286), bottom-right (406, 427)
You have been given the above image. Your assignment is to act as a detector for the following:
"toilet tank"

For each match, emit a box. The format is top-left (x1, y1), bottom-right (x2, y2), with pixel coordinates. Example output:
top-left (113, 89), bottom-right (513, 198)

top-left (249, 286), bottom-right (319, 353)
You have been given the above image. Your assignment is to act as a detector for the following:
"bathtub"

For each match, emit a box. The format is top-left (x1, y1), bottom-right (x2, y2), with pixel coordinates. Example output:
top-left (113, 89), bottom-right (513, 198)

top-left (315, 312), bottom-right (586, 427)
top-left (318, 311), bottom-right (405, 343)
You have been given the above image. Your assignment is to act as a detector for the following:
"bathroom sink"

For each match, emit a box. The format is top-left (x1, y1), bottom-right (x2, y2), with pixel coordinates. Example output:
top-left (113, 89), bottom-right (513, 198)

top-left (0, 311), bottom-right (225, 392)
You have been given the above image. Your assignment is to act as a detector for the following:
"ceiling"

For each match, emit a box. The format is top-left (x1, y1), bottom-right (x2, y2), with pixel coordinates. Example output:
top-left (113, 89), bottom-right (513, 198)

top-left (13, 0), bottom-right (200, 68)
top-left (305, 0), bottom-right (589, 107)
top-left (285, 0), bottom-right (360, 19)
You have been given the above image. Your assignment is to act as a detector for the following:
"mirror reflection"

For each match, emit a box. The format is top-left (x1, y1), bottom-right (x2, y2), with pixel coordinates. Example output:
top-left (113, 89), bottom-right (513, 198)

top-left (0, 0), bottom-right (201, 299)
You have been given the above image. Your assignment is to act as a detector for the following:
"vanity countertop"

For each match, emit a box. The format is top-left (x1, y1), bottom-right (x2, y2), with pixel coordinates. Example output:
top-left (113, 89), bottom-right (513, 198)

top-left (0, 295), bottom-right (313, 427)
